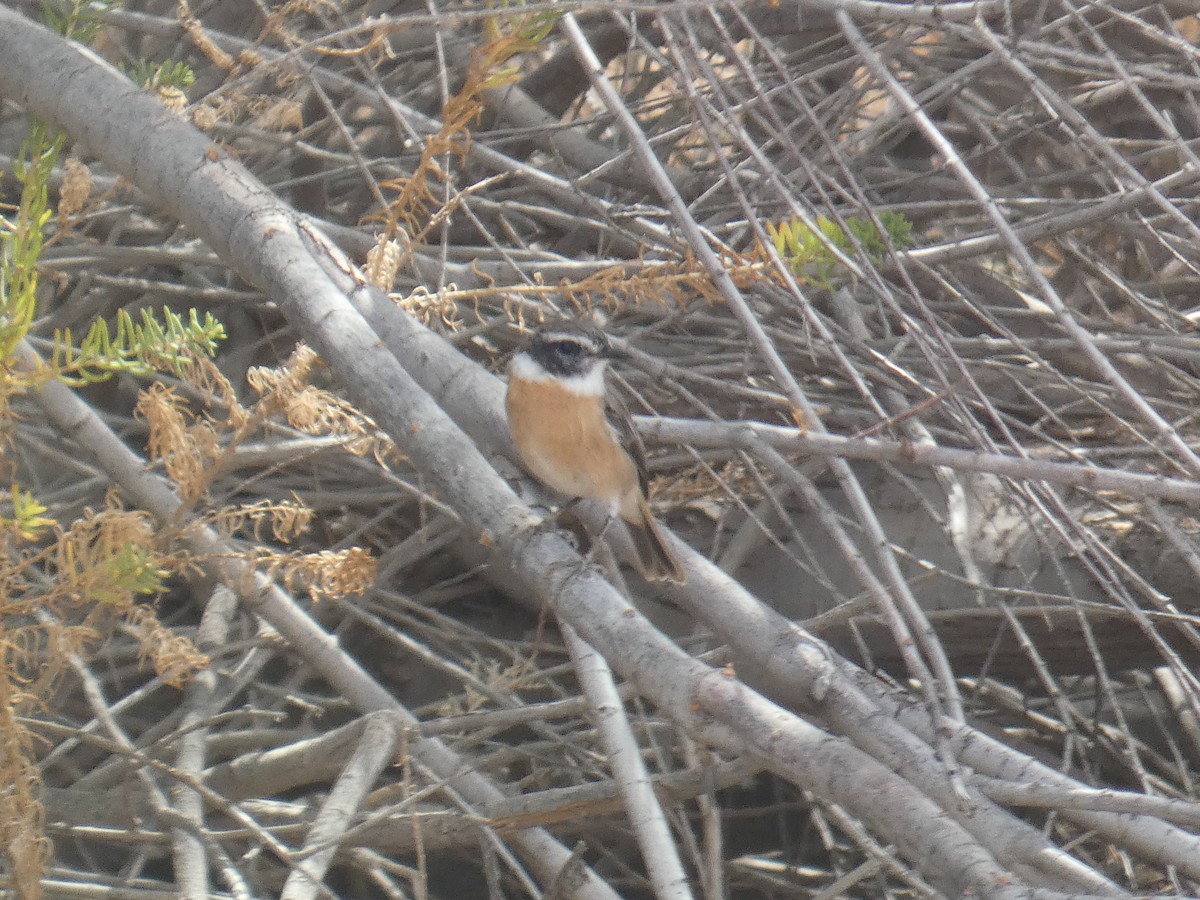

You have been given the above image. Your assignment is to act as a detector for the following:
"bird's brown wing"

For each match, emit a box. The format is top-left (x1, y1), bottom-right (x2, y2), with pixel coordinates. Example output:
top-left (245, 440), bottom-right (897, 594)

top-left (604, 387), bottom-right (650, 496)
top-left (606, 382), bottom-right (687, 583)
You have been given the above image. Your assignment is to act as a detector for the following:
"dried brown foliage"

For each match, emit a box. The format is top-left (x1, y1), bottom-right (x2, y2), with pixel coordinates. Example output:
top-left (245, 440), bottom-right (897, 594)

top-left (6, 0), bottom-right (1200, 897)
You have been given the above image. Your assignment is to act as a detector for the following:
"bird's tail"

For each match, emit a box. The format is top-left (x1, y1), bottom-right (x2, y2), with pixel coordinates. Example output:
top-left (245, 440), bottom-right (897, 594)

top-left (626, 497), bottom-right (686, 584)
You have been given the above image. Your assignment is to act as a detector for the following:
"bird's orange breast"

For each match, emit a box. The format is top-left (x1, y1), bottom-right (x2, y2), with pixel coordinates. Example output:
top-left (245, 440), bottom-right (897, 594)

top-left (506, 375), bottom-right (640, 519)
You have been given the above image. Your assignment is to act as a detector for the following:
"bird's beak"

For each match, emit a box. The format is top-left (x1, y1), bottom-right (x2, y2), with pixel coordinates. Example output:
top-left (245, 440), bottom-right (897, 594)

top-left (605, 340), bottom-right (631, 360)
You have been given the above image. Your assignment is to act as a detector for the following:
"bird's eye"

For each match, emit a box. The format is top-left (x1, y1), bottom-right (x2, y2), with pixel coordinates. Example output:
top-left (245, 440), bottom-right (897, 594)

top-left (553, 341), bottom-right (583, 356)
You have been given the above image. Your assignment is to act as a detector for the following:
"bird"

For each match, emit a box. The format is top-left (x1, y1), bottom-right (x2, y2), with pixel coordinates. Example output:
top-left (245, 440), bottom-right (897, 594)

top-left (505, 321), bottom-right (686, 584)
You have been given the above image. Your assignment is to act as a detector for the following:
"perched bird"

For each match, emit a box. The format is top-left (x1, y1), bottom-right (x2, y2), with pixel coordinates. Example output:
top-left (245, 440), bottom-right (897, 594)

top-left (505, 322), bottom-right (686, 583)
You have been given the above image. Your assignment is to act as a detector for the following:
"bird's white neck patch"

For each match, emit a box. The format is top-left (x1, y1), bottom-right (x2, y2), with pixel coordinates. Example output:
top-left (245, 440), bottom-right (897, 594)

top-left (511, 352), bottom-right (606, 397)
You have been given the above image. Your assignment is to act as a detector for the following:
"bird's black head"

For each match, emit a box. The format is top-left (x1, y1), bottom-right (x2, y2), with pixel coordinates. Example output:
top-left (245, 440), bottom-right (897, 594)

top-left (526, 322), bottom-right (613, 378)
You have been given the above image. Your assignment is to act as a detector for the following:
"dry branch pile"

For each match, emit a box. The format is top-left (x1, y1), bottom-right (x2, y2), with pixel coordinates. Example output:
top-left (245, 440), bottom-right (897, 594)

top-left (2, 0), bottom-right (1200, 897)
